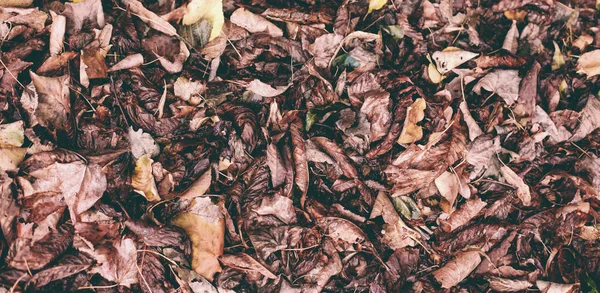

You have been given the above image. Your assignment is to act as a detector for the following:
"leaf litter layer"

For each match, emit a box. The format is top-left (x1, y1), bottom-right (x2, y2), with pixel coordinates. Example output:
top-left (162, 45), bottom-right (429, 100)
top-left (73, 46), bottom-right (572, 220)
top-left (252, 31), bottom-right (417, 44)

top-left (0, 0), bottom-right (600, 292)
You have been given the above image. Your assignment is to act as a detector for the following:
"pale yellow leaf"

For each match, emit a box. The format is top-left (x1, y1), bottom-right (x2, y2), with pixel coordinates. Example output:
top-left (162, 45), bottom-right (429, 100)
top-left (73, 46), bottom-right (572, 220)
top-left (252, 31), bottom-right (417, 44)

top-left (182, 0), bottom-right (224, 41)
top-left (131, 154), bottom-right (160, 202)
top-left (368, 0), bottom-right (388, 13)
top-left (576, 49), bottom-right (600, 78)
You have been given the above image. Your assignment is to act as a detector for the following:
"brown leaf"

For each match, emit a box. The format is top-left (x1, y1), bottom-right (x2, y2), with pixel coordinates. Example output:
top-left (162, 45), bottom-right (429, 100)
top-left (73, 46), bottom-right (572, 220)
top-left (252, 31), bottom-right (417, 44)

top-left (29, 72), bottom-right (71, 134)
top-left (121, 0), bottom-right (177, 36)
top-left (488, 277), bottom-right (533, 292)
top-left (62, 0), bottom-right (105, 34)
top-left (91, 237), bottom-right (139, 287)
top-left (229, 8), bottom-right (283, 38)
top-left (266, 143), bottom-right (286, 188)
top-left (132, 154), bottom-right (160, 202)
top-left (17, 149), bottom-right (107, 220)
top-left (219, 253), bottom-right (277, 279)
top-left (432, 250), bottom-right (482, 288)
top-left (311, 137), bottom-right (357, 179)
top-left (7, 221), bottom-right (74, 270)
top-left (439, 197), bottom-right (487, 232)
top-left (570, 95), bottom-right (600, 142)
top-left (49, 11), bottom-right (65, 56)
top-left (499, 165), bottom-right (531, 206)
top-left (36, 52), bottom-right (78, 75)
top-left (26, 253), bottom-right (92, 289)
top-left (370, 192), bottom-right (419, 250)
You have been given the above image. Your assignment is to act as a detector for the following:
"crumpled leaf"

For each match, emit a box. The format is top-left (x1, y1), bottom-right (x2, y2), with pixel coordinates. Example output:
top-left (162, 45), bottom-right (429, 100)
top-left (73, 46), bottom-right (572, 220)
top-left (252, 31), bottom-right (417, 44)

top-left (397, 98), bottom-right (426, 144)
top-left (309, 34), bottom-right (344, 68)
top-left (174, 76), bottom-right (206, 104)
top-left (62, 0), bottom-right (105, 34)
top-left (132, 154), bottom-right (160, 202)
top-left (26, 253), bottom-right (92, 290)
top-left (155, 40), bottom-right (189, 74)
top-left (432, 250), bottom-right (482, 288)
top-left (127, 127), bottom-right (159, 159)
top-left (570, 95), bottom-right (600, 142)
top-left (0, 121), bottom-right (26, 170)
top-left (473, 70), bottom-right (521, 105)
top-left (576, 49), bottom-right (600, 78)
top-left (488, 277), bottom-right (533, 292)
top-left (182, 0), bottom-right (224, 42)
top-left (500, 165), bottom-right (531, 206)
top-left (432, 48), bottom-right (479, 75)
top-left (230, 8), bottom-right (283, 38)
top-left (172, 197), bottom-right (224, 281)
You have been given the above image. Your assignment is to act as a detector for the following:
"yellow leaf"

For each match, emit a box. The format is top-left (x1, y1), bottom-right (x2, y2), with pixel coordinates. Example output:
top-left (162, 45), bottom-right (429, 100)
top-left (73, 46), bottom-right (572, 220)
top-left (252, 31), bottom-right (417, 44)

top-left (368, 0), bottom-right (387, 13)
top-left (397, 98), bottom-right (426, 144)
top-left (131, 154), bottom-right (160, 202)
top-left (428, 62), bottom-right (442, 84)
top-left (0, 147), bottom-right (27, 171)
top-left (552, 41), bottom-right (565, 71)
top-left (172, 197), bottom-right (224, 281)
top-left (183, 0), bottom-right (224, 41)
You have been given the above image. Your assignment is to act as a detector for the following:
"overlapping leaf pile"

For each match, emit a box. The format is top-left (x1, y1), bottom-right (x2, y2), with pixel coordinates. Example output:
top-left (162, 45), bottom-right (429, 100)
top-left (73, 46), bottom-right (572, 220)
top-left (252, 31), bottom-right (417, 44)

top-left (1, 0), bottom-right (600, 292)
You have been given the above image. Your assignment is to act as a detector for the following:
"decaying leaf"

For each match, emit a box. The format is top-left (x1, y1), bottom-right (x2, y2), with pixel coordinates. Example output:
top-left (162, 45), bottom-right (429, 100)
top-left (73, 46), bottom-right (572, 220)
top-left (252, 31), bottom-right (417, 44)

top-left (90, 237), bottom-right (139, 287)
top-left (108, 53), bottom-right (144, 72)
top-left (500, 165), bottom-right (531, 206)
top-left (172, 197), bottom-right (224, 281)
top-left (439, 197), bottom-right (487, 232)
top-left (570, 95), bottom-right (600, 142)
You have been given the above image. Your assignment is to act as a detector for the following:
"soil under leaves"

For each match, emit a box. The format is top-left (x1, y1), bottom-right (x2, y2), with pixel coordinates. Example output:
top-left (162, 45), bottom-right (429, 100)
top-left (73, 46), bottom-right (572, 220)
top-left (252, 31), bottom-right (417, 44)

top-left (1, 0), bottom-right (600, 292)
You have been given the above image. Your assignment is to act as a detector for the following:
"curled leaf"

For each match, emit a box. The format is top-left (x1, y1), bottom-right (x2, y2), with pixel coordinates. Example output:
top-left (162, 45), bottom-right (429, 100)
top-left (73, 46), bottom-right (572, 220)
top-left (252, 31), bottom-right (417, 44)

top-left (432, 250), bottom-right (482, 288)
top-left (397, 98), bottom-right (426, 144)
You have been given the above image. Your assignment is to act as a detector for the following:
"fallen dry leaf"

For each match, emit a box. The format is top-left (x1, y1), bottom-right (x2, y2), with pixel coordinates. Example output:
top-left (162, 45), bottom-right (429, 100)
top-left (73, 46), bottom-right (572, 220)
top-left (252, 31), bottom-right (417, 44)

top-left (433, 250), bottom-right (482, 288)
top-left (230, 8), bottom-right (283, 38)
top-left (131, 154), bottom-right (160, 202)
top-left (172, 197), bottom-right (224, 281)
top-left (576, 49), bottom-right (600, 78)
top-left (397, 98), bottom-right (426, 144)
